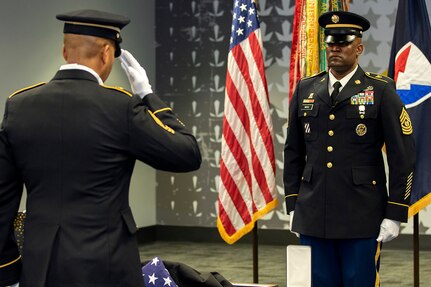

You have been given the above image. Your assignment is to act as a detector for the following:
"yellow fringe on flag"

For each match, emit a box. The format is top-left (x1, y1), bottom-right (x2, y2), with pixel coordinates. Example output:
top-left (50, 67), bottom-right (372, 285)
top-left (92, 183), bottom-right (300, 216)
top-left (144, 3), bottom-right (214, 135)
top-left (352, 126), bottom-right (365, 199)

top-left (409, 193), bottom-right (431, 217)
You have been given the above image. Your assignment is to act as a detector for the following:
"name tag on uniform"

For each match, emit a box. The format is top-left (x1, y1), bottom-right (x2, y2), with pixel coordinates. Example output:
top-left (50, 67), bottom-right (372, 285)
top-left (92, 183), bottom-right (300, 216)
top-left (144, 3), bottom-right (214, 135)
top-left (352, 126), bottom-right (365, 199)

top-left (301, 104), bottom-right (314, 111)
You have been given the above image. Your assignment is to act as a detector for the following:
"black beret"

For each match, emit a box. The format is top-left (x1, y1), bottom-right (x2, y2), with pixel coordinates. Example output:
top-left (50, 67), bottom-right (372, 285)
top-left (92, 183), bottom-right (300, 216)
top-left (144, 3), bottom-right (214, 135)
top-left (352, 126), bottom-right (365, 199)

top-left (56, 9), bottom-right (130, 57)
top-left (319, 11), bottom-right (370, 44)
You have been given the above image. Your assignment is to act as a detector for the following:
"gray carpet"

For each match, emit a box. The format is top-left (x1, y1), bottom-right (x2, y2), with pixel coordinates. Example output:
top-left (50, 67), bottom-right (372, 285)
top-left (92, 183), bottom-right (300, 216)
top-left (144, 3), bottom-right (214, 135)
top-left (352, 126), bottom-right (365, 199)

top-left (139, 241), bottom-right (431, 287)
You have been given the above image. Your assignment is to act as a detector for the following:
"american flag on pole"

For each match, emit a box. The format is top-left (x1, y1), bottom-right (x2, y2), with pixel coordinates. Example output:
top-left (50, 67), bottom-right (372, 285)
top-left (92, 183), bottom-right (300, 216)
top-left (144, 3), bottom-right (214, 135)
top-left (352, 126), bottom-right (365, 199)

top-left (217, 0), bottom-right (278, 244)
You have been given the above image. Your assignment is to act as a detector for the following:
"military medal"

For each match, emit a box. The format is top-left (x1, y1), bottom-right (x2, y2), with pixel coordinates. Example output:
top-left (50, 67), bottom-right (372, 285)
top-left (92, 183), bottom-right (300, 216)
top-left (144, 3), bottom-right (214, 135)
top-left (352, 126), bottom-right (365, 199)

top-left (356, 123), bottom-right (367, 136)
top-left (359, 105), bottom-right (365, 118)
top-left (364, 90), bottom-right (374, 104)
top-left (351, 90), bottom-right (374, 105)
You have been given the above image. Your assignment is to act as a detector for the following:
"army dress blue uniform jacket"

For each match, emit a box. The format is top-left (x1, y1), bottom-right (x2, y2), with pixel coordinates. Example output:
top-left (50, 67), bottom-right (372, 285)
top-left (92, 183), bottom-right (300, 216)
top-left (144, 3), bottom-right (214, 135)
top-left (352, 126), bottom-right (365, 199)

top-left (0, 69), bottom-right (202, 287)
top-left (284, 66), bottom-right (415, 239)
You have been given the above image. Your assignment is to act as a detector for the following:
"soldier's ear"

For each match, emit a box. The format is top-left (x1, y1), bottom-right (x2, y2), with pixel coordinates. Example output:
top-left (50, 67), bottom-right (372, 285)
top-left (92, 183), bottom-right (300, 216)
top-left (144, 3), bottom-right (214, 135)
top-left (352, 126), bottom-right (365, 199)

top-left (101, 44), bottom-right (110, 64)
top-left (356, 43), bottom-right (364, 56)
top-left (62, 45), bottom-right (68, 62)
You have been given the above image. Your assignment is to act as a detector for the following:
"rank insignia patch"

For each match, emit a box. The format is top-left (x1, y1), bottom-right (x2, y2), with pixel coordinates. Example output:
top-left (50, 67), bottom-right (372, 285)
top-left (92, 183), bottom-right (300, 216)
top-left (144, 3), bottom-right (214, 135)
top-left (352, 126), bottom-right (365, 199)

top-left (400, 107), bottom-right (413, 135)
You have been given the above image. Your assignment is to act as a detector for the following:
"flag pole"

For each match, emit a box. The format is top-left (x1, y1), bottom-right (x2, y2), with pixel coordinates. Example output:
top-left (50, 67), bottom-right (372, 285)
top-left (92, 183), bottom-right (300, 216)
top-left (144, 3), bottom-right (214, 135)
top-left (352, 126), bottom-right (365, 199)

top-left (253, 3), bottom-right (260, 282)
top-left (219, 0), bottom-right (277, 275)
top-left (253, 221), bottom-right (259, 283)
top-left (253, 4), bottom-right (260, 279)
top-left (413, 213), bottom-right (419, 287)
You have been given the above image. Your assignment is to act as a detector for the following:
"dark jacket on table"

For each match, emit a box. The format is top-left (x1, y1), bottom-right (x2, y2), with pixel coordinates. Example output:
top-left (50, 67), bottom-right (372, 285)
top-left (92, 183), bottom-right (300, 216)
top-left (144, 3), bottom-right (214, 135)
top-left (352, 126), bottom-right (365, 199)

top-left (0, 69), bottom-right (202, 287)
top-left (284, 66), bottom-right (415, 239)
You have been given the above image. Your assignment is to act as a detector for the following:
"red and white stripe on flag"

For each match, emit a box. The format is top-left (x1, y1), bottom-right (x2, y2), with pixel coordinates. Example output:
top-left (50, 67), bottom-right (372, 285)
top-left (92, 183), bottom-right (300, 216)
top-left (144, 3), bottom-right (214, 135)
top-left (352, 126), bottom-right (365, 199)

top-left (217, 0), bottom-right (278, 245)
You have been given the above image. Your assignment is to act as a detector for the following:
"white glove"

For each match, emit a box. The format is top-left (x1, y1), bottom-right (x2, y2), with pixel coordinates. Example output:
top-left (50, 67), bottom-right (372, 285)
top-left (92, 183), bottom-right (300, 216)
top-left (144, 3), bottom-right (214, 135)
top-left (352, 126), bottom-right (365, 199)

top-left (377, 218), bottom-right (401, 243)
top-left (289, 211), bottom-right (300, 238)
top-left (119, 49), bottom-right (153, 98)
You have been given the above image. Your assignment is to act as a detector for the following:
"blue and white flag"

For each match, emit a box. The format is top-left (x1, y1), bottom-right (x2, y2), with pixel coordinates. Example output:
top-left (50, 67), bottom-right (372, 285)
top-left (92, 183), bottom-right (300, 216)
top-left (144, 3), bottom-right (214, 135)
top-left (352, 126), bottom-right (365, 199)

top-left (388, 0), bottom-right (431, 216)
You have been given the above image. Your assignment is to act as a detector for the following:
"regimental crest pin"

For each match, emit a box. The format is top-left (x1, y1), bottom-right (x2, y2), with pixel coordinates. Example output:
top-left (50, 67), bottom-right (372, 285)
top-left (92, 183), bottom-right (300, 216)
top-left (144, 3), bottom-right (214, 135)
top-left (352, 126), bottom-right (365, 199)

top-left (356, 124), bottom-right (367, 136)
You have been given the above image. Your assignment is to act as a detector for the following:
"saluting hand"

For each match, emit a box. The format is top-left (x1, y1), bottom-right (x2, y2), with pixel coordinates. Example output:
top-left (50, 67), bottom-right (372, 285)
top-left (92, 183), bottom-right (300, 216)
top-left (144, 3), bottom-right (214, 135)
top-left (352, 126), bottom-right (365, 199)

top-left (119, 49), bottom-right (153, 98)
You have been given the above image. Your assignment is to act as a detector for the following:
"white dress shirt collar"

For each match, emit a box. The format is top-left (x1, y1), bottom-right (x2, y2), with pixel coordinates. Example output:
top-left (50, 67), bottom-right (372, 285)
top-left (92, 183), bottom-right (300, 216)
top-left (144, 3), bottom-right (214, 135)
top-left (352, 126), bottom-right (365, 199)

top-left (59, 63), bottom-right (104, 85)
top-left (328, 65), bottom-right (358, 95)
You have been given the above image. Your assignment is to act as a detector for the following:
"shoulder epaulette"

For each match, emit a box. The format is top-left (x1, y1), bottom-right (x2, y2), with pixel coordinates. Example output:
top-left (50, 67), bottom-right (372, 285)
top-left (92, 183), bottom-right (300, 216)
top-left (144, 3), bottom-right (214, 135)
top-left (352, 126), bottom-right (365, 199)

top-left (302, 70), bottom-right (326, 80)
top-left (9, 82), bottom-right (46, 99)
top-left (365, 72), bottom-right (391, 83)
top-left (101, 85), bottom-right (132, 97)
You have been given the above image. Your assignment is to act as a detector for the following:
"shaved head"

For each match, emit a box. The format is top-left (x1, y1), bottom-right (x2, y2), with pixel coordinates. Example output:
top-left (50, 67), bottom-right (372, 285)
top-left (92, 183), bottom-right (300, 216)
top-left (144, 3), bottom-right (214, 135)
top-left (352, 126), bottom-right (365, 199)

top-left (63, 34), bottom-right (112, 61)
top-left (62, 34), bottom-right (116, 81)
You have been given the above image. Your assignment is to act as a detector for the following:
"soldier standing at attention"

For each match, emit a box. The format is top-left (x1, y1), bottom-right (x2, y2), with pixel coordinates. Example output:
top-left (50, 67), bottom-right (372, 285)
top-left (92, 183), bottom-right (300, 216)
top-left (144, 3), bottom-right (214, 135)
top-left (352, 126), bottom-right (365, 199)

top-left (284, 11), bottom-right (415, 287)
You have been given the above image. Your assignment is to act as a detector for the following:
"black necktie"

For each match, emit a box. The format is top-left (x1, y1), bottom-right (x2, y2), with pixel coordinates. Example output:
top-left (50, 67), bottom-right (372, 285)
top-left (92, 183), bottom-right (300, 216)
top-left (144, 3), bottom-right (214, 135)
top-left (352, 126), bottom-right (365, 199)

top-left (331, 81), bottom-right (342, 105)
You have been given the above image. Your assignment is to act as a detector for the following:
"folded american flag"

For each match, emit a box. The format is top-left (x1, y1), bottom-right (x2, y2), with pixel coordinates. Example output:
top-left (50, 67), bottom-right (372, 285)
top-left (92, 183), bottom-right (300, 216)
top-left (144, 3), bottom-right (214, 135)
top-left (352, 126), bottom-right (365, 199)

top-left (142, 257), bottom-right (178, 287)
